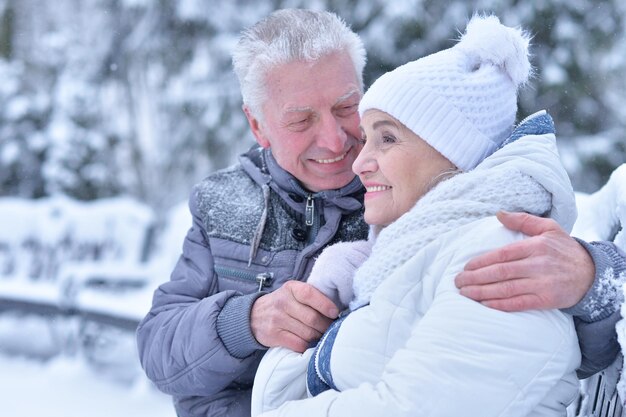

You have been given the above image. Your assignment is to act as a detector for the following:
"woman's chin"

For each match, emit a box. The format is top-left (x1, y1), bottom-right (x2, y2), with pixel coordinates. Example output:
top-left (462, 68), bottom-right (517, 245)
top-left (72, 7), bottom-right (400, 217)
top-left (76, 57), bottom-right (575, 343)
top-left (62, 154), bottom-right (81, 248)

top-left (364, 214), bottom-right (392, 229)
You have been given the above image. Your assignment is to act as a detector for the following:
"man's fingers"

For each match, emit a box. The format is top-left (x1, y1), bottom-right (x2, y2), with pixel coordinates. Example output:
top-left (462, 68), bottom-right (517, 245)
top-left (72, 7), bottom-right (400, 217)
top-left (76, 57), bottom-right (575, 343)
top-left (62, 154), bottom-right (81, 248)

top-left (496, 211), bottom-right (561, 237)
top-left (250, 283), bottom-right (332, 349)
top-left (459, 276), bottom-right (533, 302)
top-left (456, 212), bottom-right (593, 313)
top-left (285, 302), bottom-right (333, 335)
top-left (276, 330), bottom-right (310, 353)
top-left (288, 281), bottom-right (339, 319)
top-left (460, 277), bottom-right (553, 312)
top-left (456, 231), bottom-right (544, 292)
top-left (279, 312), bottom-right (324, 343)
top-left (457, 213), bottom-right (569, 291)
top-left (252, 297), bottom-right (326, 348)
top-left (480, 294), bottom-right (543, 312)
top-left (459, 240), bottom-right (534, 277)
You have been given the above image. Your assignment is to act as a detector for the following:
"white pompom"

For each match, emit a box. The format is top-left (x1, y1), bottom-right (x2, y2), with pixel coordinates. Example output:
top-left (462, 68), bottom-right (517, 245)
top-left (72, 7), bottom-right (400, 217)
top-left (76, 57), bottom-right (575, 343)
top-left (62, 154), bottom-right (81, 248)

top-left (457, 14), bottom-right (531, 87)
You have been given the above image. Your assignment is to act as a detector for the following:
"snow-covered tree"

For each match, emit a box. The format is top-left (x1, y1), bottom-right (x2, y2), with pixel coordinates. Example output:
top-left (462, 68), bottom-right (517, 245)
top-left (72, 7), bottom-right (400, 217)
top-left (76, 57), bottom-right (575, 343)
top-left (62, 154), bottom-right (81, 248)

top-left (0, 0), bottom-right (624, 208)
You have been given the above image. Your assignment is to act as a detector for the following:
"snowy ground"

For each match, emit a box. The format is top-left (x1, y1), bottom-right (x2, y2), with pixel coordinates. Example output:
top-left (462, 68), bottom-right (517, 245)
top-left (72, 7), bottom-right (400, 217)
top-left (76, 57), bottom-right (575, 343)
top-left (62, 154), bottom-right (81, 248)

top-left (0, 355), bottom-right (175, 417)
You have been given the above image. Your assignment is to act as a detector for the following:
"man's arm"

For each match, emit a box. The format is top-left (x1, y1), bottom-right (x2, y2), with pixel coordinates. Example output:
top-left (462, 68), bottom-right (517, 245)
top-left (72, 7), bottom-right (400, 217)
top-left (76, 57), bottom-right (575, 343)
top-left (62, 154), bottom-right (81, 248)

top-left (454, 211), bottom-right (626, 376)
top-left (136, 191), bottom-right (265, 397)
top-left (136, 189), bottom-right (339, 396)
top-left (565, 240), bottom-right (625, 378)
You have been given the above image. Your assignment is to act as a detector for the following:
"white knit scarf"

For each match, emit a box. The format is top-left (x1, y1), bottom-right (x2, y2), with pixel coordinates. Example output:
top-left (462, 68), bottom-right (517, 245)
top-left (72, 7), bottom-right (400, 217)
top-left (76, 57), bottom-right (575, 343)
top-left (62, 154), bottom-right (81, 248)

top-left (349, 166), bottom-right (552, 310)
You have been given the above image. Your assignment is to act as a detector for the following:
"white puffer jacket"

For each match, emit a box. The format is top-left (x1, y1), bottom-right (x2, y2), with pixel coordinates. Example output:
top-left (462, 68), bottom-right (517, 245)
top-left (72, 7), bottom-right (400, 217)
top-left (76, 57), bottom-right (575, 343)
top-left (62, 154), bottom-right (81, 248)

top-left (252, 116), bottom-right (581, 417)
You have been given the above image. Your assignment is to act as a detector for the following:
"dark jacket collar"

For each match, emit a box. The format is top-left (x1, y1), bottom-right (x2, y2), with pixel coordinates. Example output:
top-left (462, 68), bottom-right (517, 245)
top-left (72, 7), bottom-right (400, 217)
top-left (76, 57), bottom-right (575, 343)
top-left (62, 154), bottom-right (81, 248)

top-left (239, 145), bottom-right (364, 213)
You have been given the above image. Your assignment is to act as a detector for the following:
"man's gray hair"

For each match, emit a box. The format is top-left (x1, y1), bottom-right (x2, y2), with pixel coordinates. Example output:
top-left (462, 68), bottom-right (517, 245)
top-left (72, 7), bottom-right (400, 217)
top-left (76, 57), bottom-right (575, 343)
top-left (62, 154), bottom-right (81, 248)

top-left (232, 9), bottom-right (366, 119)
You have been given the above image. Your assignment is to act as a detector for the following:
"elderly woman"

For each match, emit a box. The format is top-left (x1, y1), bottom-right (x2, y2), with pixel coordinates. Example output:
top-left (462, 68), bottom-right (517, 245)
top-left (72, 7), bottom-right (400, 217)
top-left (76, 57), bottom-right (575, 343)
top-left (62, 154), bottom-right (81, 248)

top-left (251, 15), bottom-right (580, 417)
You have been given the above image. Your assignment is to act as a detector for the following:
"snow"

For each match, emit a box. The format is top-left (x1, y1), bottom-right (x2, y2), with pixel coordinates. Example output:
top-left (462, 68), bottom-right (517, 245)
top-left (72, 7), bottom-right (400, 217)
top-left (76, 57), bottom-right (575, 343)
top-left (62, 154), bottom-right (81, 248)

top-left (543, 62), bottom-right (568, 84)
top-left (618, 302), bottom-right (626, 401)
top-left (0, 195), bottom-right (189, 417)
top-left (0, 195), bottom-right (154, 283)
top-left (0, 141), bottom-right (19, 164)
top-left (572, 165), bottom-right (626, 245)
top-left (0, 356), bottom-right (175, 417)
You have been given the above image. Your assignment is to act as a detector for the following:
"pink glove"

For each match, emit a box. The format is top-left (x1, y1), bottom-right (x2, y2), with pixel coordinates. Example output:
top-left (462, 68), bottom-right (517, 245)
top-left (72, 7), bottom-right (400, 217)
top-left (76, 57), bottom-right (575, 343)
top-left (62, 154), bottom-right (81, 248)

top-left (306, 240), bottom-right (372, 311)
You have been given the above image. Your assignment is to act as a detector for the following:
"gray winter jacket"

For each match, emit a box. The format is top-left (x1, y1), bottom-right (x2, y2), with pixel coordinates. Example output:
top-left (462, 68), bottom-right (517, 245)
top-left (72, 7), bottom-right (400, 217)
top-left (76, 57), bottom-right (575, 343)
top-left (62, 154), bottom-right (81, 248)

top-left (136, 146), bottom-right (368, 417)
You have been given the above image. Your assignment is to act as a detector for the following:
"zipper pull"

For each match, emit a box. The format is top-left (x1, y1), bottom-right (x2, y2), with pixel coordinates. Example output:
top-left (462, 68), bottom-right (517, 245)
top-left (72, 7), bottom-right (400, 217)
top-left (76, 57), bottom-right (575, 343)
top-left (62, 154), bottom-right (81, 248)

top-left (305, 194), bottom-right (314, 226)
top-left (256, 272), bottom-right (273, 292)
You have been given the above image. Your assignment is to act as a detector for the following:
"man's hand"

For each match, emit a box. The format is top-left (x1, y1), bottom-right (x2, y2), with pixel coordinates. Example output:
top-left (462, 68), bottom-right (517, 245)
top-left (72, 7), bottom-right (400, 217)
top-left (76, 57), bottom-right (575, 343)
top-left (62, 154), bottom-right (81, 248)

top-left (250, 280), bottom-right (339, 353)
top-left (455, 211), bottom-right (595, 312)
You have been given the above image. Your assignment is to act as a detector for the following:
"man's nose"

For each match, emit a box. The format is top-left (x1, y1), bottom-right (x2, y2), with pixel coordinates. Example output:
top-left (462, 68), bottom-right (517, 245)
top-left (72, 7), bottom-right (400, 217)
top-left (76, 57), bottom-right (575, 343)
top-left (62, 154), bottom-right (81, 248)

top-left (317, 115), bottom-right (347, 153)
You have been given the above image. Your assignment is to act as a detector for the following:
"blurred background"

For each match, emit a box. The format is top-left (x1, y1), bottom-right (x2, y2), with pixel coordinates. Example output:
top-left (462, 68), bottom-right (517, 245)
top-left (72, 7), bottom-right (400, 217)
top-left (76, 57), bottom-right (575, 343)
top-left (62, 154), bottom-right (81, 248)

top-left (0, 0), bottom-right (625, 416)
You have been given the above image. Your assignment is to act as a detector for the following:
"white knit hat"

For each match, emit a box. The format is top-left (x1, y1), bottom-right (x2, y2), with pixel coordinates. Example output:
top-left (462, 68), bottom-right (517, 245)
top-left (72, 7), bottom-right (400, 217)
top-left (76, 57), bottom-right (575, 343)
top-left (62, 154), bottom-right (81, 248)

top-left (358, 15), bottom-right (531, 171)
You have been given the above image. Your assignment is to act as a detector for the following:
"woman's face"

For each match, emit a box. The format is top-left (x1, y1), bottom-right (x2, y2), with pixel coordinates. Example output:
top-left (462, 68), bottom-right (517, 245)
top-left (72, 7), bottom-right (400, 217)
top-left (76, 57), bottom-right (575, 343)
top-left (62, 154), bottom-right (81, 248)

top-left (353, 109), bottom-right (456, 227)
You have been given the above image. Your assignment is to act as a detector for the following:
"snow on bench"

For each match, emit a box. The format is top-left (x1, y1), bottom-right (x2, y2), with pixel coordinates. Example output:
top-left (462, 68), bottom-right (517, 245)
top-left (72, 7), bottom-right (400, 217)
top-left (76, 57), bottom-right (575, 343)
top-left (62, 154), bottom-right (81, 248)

top-left (0, 194), bottom-right (191, 370)
top-left (0, 195), bottom-right (153, 281)
top-left (0, 195), bottom-right (176, 327)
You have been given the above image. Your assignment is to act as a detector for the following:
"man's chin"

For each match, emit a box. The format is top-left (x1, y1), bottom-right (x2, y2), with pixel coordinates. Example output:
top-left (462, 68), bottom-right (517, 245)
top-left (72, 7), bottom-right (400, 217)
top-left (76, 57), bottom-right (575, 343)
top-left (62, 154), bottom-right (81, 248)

top-left (304, 172), bottom-right (357, 192)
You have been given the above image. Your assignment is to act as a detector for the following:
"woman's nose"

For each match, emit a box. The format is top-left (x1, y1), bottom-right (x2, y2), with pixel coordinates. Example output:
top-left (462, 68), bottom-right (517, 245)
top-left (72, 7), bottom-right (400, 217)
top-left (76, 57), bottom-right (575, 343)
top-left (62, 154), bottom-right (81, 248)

top-left (352, 144), bottom-right (377, 176)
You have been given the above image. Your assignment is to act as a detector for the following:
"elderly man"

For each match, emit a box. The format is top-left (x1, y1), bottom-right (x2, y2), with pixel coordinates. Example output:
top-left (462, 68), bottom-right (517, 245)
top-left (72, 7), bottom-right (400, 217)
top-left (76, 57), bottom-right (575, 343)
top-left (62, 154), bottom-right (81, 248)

top-left (137, 9), bottom-right (623, 417)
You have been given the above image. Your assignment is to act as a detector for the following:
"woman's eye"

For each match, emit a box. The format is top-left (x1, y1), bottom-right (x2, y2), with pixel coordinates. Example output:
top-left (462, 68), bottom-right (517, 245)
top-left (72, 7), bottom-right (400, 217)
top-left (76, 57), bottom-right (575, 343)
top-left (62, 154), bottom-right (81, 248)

top-left (382, 134), bottom-right (397, 144)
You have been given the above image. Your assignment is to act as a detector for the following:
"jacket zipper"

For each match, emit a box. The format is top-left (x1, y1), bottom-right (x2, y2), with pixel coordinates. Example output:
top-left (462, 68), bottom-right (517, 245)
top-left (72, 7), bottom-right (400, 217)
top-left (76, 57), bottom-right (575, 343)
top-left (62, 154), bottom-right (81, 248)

top-left (214, 265), bottom-right (273, 292)
top-left (305, 194), bottom-right (314, 226)
top-left (305, 193), bottom-right (320, 245)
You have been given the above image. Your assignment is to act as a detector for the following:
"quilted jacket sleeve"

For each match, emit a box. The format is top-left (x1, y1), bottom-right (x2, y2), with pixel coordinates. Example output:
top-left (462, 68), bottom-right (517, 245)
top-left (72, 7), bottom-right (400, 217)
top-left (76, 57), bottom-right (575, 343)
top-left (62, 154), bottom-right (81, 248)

top-left (251, 347), bottom-right (313, 416)
top-left (136, 189), bottom-right (264, 397)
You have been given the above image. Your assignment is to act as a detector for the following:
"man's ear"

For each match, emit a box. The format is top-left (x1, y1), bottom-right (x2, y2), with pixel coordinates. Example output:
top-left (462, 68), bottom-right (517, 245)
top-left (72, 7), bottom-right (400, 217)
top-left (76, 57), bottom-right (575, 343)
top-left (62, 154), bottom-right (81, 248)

top-left (243, 105), bottom-right (270, 148)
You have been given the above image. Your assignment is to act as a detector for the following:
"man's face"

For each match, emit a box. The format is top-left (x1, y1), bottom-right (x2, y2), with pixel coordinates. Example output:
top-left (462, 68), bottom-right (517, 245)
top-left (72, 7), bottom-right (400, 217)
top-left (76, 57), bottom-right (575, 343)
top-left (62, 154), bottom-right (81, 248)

top-left (245, 52), bottom-right (362, 192)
